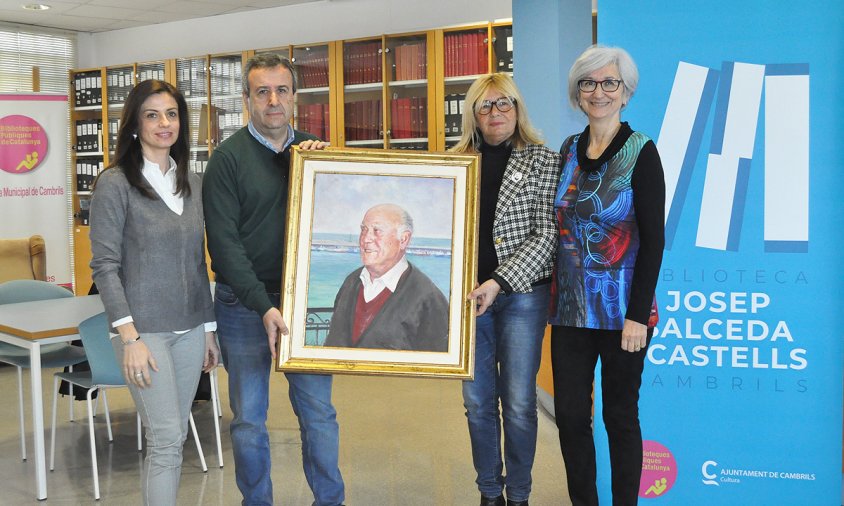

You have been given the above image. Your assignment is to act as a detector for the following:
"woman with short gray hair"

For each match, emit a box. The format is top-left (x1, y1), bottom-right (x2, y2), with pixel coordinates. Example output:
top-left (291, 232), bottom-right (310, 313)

top-left (550, 45), bottom-right (665, 506)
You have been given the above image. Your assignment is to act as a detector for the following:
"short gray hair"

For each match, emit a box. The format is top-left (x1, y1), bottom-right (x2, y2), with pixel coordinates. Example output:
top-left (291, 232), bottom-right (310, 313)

top-left (242, 53), bottom-right (298, 95)
top-left (567, 45), bottom-right (639, 111)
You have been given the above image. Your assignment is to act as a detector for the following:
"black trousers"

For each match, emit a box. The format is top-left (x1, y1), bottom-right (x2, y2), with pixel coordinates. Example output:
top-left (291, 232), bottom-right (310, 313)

top-left (550, 325), bottom-right (652, 506)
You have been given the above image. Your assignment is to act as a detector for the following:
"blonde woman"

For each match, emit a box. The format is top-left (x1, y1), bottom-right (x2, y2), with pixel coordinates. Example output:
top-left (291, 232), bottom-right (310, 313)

top-left (452, 73), bottom-right (562, 506)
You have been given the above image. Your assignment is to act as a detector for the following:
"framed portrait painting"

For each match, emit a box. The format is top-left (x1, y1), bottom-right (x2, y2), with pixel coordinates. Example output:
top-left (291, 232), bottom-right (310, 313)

top-left (276, 148), bottom-right (480, 378)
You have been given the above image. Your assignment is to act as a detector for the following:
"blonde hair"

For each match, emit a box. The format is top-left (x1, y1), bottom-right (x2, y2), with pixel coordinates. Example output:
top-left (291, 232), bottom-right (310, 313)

top-left (451, 73), bottom-right (544, 153)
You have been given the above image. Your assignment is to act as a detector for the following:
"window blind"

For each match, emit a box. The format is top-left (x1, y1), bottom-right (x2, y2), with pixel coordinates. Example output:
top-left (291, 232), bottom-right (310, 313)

top-left (0, 26), bottom-right (76, 94)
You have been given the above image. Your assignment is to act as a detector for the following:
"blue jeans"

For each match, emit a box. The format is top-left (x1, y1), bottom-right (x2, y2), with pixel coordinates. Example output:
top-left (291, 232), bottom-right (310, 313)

top-left (462, 284), bottom-right (550, 502)
top-left (114, 324), bottom-right (205, 506)
top-left (214, 283), bottom-right (345, 506)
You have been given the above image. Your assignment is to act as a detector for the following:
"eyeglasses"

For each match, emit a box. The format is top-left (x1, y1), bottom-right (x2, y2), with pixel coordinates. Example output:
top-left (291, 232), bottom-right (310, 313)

top-left (577, 79), bottom-right (623, 93)
top-left (475, 96), bottom-right (516, 115)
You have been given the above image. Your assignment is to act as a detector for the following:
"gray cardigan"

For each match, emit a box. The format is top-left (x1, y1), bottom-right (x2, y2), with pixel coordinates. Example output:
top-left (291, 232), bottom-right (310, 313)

top-left (89, 168), bottom-right (214, 333)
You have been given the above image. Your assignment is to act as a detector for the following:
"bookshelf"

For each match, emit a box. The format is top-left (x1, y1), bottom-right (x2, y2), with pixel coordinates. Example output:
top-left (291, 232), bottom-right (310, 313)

top-left (70, 59), bottom-right (189, 293)
top-left (339, 36), bottom-right (386, 149)
top-left (69, 20), bottom-right (513, 291)
top-left (492, 22), bottom-right (514, 74)
top-left (209, 53), bottom-right (246, 149)
top-left (440, 23), bottom-right (496, 149)
top-left (292, 42), bottom-right (335, 144)
top-left (175, 55), bottom-right (211, 175)
top-left (385, 31), bottom-right (436, 151)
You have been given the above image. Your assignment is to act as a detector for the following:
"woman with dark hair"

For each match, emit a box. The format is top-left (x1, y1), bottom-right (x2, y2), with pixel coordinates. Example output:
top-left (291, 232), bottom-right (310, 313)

top-left (452, 73), bottom-right (561, 506)
top-left (89, 79), bottom-right (219, 505)
top-left (550, 45), bottom-right (665, 506)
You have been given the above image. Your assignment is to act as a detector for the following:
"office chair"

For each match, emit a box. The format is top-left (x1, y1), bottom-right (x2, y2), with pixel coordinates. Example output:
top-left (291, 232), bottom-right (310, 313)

top-left (48, 312), bottom-right (209, 500)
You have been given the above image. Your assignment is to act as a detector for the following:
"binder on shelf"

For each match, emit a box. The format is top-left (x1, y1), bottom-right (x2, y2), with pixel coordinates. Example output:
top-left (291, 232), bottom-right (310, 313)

top-left (443, 92), bottom-right (465, 137)
top-left (409, 97), bottom-right (419, 138)
top-left (494, 26), bottom-right (514, 72)
top-left (478, 32), bottom-right (488, 75)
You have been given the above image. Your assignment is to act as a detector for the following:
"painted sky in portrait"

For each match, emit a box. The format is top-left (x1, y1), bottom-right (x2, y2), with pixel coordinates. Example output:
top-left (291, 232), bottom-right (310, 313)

top-left (311, 172), bottom-right (455, 238)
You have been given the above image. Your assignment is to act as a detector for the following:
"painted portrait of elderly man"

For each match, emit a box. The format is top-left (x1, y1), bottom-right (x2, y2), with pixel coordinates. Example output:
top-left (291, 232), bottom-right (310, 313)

top-left (323, 203), bottom-right (449, 352)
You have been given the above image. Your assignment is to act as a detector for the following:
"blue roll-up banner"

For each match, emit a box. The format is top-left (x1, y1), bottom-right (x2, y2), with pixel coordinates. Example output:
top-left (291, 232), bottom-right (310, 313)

top-left (590, 1), bottom-right (843, 504)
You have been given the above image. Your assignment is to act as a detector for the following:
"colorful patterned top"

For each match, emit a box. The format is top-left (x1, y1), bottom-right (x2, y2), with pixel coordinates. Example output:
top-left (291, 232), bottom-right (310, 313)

top-left (550, 122), bottom-right (665, 330)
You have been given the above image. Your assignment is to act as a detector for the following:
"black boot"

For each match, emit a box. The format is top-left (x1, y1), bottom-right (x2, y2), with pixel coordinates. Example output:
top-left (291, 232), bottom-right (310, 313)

top-left (480, 495), bottom-right (505, 506)
top-left (507, 500), bottom-right (529, 506)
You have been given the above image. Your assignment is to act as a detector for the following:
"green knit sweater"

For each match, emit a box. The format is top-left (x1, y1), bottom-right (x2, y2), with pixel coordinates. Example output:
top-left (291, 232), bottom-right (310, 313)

top-left (202, 126), bottom-right (317, 316)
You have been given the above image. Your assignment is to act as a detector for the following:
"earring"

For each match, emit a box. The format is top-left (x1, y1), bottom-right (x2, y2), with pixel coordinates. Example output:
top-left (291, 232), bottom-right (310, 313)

top-left (132, 133), bottom-right (138, 140)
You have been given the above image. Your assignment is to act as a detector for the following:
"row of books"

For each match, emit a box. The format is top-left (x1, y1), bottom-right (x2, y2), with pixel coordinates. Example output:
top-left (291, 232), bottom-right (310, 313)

top-left (444, 32), bottom-right (488, 77)
top-left (76, 159), bottom-right (206, 196)
top-left (177, 64), bottom-right (208, 97)
top-left (106, 69), bottom-right (134, 104)
top-left (344, 99), bottom-right (382, 141)
top-left (297, 103), bottom-right (330, 142)
top-left (209, 60), bottom-right (241, 95)
top-left (390, 97), bottom-right (427, 139)
top-left (444, 93), bottom-right (467, 137)
top-left (74, 72), bottom-right (102, 107)
top-left (392, 42), bottom-right (426, 81)
top-left (75, 159), bottom-right (104, 192)
top-left (218, 112), bottom-right (243, 129)
top-left (297, 47), bottom-right (330, 89)
top-left (75, 120), bottom-right (103, 153)
top-left (137, 67), bottom-right (165, 84)
top-left (189, 160), bottom-right (208, 175)
top-left (343, 42), bottom-right (383, 85)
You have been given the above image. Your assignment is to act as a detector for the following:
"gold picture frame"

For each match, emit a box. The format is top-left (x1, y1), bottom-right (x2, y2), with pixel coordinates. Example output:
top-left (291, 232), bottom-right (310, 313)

top-left (276, 148), bottom-right (479, 378)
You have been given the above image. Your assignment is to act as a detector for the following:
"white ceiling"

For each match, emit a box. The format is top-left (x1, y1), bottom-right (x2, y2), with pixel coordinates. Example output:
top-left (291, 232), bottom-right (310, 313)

top-left (0, 0), bottom-right (322, 33)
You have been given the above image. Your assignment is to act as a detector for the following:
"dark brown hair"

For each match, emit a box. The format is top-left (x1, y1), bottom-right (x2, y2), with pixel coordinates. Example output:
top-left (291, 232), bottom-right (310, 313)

top-left (102, 79), bottom-right (191, 199)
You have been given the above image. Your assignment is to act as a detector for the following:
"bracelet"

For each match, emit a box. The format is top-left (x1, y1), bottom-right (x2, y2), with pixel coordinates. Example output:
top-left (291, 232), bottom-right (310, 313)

top-left (122, 335), bottom-right (141, 345)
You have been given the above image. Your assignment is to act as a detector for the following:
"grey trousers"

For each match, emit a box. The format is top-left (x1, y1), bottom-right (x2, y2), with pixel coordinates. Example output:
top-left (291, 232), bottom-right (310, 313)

top-left (113, 324), bottom-right (205, 506)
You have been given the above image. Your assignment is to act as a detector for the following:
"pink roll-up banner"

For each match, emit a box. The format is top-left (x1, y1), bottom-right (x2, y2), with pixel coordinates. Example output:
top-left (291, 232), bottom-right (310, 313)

top-left (0, 93), bottom-right (72, 287)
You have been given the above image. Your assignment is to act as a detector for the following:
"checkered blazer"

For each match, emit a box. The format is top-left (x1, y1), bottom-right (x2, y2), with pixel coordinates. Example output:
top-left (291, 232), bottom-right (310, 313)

top-left (492, 143), bottom-right (562, 293)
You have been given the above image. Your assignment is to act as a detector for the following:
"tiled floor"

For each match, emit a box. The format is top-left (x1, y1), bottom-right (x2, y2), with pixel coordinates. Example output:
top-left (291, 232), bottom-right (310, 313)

top-left (0, 365), bottom-right (570, 505)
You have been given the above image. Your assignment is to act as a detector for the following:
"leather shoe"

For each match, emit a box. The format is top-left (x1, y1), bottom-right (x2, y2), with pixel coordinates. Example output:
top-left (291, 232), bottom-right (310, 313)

top-left (507, 500), bottom-right (528, 506)
top-left (480, 495), bottom-right (505, 506)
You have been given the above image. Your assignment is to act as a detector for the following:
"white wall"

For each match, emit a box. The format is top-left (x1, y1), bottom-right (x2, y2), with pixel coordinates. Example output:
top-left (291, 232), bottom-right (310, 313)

top-left (78, 0), bottom-right (512, 68)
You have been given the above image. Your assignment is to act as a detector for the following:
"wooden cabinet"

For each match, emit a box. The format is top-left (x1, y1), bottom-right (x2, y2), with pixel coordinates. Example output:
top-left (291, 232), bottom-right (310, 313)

top-left (69, 60), bottom-right (172, 294)
top-left (69, 21), bottom-right (513, 291)
top-left (174, 52), bottom-right (248, 175)
top-left (338, 36), bottom-right (386, 149)
top-left (385, 31), bottom-right (436, 151)
top-left (209, 53), bottom-right (247, 148)
top-left (292, 43), bottom-right (335, 144)
top-left (438, 23), bottom-right (500, 150)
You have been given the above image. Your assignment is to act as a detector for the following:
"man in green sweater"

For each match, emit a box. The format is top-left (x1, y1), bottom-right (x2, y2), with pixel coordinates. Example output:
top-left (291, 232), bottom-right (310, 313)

top-left (202, 53), bottom-right (345, 506)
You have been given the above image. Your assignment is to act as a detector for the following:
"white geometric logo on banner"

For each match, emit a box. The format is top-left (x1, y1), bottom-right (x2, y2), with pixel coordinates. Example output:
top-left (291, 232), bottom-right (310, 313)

top-left (657, 61), bottom-right (809, 253)
top-left (701, 460), bottom-right (719, 486)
